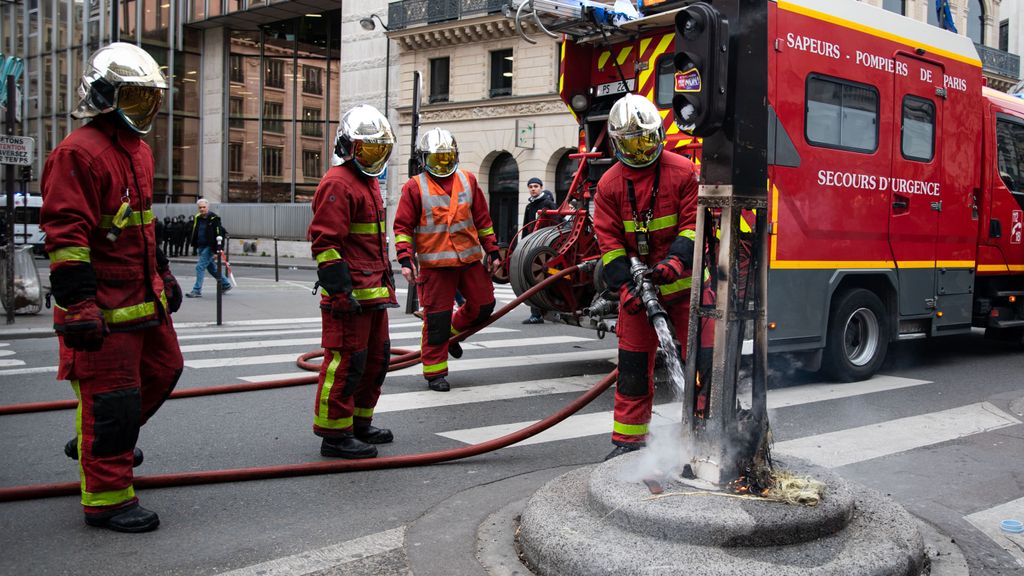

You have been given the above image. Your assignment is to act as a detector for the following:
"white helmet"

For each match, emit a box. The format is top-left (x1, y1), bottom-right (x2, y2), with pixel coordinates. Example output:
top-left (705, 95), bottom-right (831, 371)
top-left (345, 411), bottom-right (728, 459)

top-left (332, 104), bottom-right (395, 177)
top-left (416, 128), bottom-right (459, 178)
top-left (607, 93), bottom-right (665, 168)
top-left (72, 42), bottom-right (168, 134)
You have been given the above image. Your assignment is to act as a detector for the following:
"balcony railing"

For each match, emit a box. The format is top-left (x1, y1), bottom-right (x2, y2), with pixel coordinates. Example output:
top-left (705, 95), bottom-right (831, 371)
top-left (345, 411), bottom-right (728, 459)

top-left (976, 43), bottom-right (1020, 80)
top-left (389, 0), bottom-right (508, 30)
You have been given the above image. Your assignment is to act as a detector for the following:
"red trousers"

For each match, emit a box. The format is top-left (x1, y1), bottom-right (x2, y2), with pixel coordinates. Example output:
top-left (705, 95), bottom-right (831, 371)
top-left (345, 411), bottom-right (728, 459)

top-left (314, 308), bottom-right (390, 437)
top-left (58, 320), bottom-right (183, 514)
top-left (417, 262), bottom-right (495, 380)
top-left (613, 297), bottom-right (690, 445)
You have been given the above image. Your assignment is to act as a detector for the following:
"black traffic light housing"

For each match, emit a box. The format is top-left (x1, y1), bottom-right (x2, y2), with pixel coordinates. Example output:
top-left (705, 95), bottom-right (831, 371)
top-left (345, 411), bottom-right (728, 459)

top-left (672, 2), bottom-right (729, 137)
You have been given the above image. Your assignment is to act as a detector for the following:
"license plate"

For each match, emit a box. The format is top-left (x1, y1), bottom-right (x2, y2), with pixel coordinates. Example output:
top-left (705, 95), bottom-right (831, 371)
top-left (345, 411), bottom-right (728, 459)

top-left (595, 78), bottom-right (635, 97)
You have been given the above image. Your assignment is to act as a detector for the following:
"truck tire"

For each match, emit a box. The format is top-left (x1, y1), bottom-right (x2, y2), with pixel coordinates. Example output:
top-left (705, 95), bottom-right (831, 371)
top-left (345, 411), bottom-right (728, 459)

top-left (823, 288), bottom-right (888, 382)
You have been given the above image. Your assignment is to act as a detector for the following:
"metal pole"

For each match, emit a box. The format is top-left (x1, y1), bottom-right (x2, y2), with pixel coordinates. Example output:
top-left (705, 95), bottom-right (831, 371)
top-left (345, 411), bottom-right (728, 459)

top-left (5, 76), bottom-right (16, 325)
top-left (404, 70), bottom-right (423, 315)
top-left (216, 237), bottom-right (223, 326)
top-left (273, 205), bottom-right (279, 282)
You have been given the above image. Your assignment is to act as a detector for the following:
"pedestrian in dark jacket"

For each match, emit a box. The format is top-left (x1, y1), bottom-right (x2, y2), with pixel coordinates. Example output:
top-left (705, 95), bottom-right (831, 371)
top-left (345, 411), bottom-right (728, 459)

top-left (522, 177), bottom-right (557, 324)
top-left (185, 199), bottom-right (231, 298)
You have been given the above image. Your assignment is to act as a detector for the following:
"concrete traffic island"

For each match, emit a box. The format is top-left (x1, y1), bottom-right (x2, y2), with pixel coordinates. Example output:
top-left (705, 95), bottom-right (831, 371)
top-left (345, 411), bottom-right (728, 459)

top-left (516, 453), bottom-right (927, 576)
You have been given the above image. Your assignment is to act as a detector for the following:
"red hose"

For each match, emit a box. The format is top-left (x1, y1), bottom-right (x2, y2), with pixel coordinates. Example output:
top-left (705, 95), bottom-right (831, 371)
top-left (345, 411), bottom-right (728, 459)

top-left (0, 369), bottom-right (616, 502)
top-left (0, 266), bottom-right (583, 416)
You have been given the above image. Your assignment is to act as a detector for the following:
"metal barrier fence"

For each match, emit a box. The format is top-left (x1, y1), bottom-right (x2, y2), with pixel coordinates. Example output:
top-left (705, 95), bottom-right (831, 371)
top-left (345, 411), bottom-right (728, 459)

top-left (151, 203), bottom-right (312, 241)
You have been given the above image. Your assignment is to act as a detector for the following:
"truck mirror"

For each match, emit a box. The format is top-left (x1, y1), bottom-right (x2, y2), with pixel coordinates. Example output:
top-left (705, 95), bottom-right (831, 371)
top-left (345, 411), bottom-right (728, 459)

top-left (672, 2), bottom-right (729, 137)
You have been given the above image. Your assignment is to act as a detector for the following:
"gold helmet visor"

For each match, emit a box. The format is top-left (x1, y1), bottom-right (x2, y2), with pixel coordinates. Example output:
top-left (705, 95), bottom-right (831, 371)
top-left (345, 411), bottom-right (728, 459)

top-left (117, 85), bottom-right (165, 134)
top-left (352, 139), bottom-right (394, 177)
top-left (613, 130), bottom-right (664, 168)
top-left (423, 150), bottom-right (458, 178)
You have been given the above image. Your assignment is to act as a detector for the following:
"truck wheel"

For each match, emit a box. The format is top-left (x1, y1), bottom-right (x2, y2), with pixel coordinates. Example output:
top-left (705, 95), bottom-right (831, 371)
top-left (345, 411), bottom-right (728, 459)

top-left (823, 288), bottom-right (888, 382)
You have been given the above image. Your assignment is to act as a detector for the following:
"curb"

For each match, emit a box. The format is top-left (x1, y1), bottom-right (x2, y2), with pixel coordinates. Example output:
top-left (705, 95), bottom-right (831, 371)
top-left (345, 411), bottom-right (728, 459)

top-left (168, 257), bottom-right (317, 271)
top-left (0, 326), bottom-right (54, 340)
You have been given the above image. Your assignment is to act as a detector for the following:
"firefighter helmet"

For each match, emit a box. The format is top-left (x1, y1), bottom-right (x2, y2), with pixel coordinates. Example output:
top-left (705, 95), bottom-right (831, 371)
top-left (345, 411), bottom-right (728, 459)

top-left (416, 128), bottom-right (459, 178)
top-left (607, 93), bottom-right (665, 168)
top-left (332, 104), bottom-right (395, 177)
top-left (72, 42), bottom-right (168, 135)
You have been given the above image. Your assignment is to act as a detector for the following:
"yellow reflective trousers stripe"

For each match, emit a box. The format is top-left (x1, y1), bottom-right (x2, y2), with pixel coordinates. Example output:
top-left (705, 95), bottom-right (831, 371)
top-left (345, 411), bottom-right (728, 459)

top-left (423, 360), bottom-right (448, 375)
top-left (314, 351), bottom-right (354, 430)
top-left (49, 246), bottom-right (91, 263)
top-left (613, 420), bottom-right (649, 436)
top-left (316, 249), bottom-right (342, 263)
top-left (352, 287), bottom-right (390, 301)
top-left (100, 294), bottom-right (167, 325)
top-left (353, 406), bottom-right (374, 418)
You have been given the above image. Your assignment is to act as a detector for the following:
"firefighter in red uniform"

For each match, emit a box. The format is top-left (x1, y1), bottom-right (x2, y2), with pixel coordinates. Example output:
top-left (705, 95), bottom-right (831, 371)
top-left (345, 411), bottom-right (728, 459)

top-left (308, 105), bottom-right (397, 459)
top-left (40, 43), bottom-right (184, 532)
top-left (594, 94), bottom-right (699, 461)
top-left (393, 128), bottom-right (502, 392)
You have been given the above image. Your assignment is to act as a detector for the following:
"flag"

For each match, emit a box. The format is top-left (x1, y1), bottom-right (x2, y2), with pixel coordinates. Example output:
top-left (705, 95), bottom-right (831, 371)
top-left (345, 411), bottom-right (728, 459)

top-left (935, 0), bottom-right (958, 33)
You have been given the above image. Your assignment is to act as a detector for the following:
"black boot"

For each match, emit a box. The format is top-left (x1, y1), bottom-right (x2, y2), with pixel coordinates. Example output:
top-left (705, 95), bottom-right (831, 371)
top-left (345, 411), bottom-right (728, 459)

top-left (427, 376), bottom-right (451, 392)
top-left (448, 341), bottom-right (463, 359)
top-left (604, 442), bottom-right (644, 461)
top-left (84, 503), bottom-right (160, 533)
top-left (320, 432), bottom-right (378, 459)
top-left (65, 438), bottom-right (144, 467)
top-left (354, 425), bottom-right (394, 444)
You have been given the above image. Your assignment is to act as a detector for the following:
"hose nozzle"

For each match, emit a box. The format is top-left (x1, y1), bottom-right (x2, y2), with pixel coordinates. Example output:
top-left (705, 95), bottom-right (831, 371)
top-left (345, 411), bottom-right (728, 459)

top-left (629, 257), bottom-right (669, 326)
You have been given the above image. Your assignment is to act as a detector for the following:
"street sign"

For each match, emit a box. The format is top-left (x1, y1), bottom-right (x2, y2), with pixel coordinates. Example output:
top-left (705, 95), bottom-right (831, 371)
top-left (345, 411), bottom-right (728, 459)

top-left (0, 135), bottom-right (34, 166)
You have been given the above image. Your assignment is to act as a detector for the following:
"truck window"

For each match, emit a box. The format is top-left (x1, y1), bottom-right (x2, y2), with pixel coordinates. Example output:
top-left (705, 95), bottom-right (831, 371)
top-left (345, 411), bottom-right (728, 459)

top-left (901, 95), bottom-right (935, 162)
top-left (654, 55), bottom-right (674, 109)
top-left (996, 117), bottom-right (1024, 201)
top-left (805, 74), bottom-right (878, 153)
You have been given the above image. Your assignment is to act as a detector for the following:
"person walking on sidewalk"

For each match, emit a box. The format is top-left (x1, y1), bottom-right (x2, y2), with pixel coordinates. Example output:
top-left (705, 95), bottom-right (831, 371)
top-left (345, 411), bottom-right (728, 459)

top-left (521, 176), bottom-right (557, 324)
top-left (40, 42), bottom-right (184, 533)
top-left (308, 104), bottom-right (397, 459)
top-left (394, 128), bottom-right (502, 392)
top-left (185, 198), bottom-right (231, 298)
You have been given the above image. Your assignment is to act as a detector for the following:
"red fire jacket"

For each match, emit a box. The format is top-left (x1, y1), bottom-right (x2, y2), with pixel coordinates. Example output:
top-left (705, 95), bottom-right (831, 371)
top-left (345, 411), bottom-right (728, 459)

top-left (308, 164), bottom-right (397, 308)
top-left (393, 170), bottom-right (500, 268)
top-left (41, 115), bottom-right (168, 330)
top-left (594, 151), bottom-right (700, 301)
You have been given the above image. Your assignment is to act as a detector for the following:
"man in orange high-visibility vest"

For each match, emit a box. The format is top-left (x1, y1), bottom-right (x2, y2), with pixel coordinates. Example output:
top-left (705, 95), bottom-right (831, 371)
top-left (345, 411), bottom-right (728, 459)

top-left (393, 128), bottom-right (502, 392)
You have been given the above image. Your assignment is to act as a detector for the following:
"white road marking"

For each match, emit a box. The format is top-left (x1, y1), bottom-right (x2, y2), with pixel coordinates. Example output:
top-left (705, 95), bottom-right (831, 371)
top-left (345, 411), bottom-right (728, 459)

top-left (965, 496), bottom-right (1024, 568)
top-left (0, 365), bottom-right (57, 376)
top-left (213, 527), bottom-right (405, 576)
top-left (374, 377), bottom-right (592, 413)
top-left (177, 327), bottom-right (518, 354)
top-left (773, 402), bottom-right (1021, 468)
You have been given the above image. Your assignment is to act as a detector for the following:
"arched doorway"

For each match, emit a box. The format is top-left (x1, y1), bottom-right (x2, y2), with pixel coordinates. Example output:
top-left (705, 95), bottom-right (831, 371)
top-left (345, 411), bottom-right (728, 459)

top-left (489, 152), bottom-right (519, 245)
top-left (554, 150), bottom-right (580, 207)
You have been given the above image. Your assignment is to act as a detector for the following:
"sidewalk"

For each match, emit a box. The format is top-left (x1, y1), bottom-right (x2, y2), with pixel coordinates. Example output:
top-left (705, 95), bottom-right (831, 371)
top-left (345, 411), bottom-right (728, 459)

top-left (168, 252), bottom-right (317, 271)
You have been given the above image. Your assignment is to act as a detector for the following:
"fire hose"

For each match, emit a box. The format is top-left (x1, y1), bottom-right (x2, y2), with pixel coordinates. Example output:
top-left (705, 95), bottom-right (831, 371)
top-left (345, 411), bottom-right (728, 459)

top-left (0, 264), bottom-right (623, 502)
top-left (0, 264), bottom-right (586, 416)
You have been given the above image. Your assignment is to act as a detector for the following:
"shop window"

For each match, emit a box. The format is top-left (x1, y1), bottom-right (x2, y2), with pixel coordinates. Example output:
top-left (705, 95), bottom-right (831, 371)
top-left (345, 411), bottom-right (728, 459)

top-left (490, 50), bottom-right (513, 98)
top-left (488, 152), bottom-right (519, 244)
top-left (967, 0), bottom-right (985, 45)
top-left (429, 57), bottom-right (450, 103)
top-left (805, 74), bottom-right (878, 153)
top-left (901, 96), bottom-right (935, 162)
top-left (263, 146), bottom-right (284, 178)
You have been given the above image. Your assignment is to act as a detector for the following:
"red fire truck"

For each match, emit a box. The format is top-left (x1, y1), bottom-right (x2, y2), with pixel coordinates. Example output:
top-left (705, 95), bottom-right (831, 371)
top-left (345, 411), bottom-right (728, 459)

top-left (506, 0), bottom-right (1024, 381)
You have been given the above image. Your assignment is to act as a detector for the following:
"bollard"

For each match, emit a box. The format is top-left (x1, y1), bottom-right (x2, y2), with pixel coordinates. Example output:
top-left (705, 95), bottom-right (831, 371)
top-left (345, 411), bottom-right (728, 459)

top-left (274, 236), bottom-right (279, 283)
top-left (216, 235), bottom-right (223, 326)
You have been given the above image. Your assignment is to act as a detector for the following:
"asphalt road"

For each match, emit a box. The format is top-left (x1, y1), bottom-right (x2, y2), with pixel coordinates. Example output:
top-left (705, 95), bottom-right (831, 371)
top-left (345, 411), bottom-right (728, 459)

top-left (0, 262), bottom-right (1022, 575)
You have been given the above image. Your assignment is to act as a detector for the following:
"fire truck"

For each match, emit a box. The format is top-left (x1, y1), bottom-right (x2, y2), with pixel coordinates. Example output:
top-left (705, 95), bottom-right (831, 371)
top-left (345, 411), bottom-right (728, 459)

top-left (505, 0), bottom-right (1024, 381)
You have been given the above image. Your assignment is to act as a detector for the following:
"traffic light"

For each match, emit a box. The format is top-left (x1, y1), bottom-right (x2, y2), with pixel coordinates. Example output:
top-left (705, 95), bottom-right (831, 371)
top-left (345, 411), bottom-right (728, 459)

top-left (672, 2), bottom-right (728, 136)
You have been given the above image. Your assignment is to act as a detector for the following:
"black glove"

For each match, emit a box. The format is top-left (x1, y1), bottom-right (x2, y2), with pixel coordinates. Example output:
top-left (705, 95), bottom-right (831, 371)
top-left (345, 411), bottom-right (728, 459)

top-left (317, 261), bottom-right (361, 317)
top-left (161, 271), bottom-right (182, 313)
top-left (620, 284), bottom-right (644, 315)
top-left (55, 299), bottom-right (108, 351)
top-left (650, 256), bottom-right (686, 286)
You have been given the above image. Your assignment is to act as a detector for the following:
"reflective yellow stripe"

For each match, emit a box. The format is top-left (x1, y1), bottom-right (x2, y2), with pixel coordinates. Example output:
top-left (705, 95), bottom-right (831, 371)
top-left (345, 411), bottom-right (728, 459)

top-left (350, 221), bottom-right (384, 234)
top-left (395, 234), bottom-right (413, 244)
top-left (49, 246), bottom-right (91, 263)
top-left (450, 326), bottom-right (460, 336)
top-left (478, 227), bottom-right (495, 236)
top-left (315, 351), bottom-right (354, 429)
top-left (423, 360), bottom-right (448, 374)
top-left (658, 276), bottom-right (693, 296)
top-left (316, 249), bottom-right (342, 263)
top-left (678, 229), bottom-right (696, 239)
top-left (82, 486), bottom-right (136, 508)
top-left (623, 214), bottom-right (677, 233)
top-left (613, 421), bottom-right (649, 436)
top-left (602, 248), bottom-right (626, 265)
top-left (353, 406), bottom-right (374, 418)
top-left (101, 299), bottom-right (160, 325)
top-left (99, 209), bottom-right (154, 228)
top-left (352, 287), bottom-right (390, 301)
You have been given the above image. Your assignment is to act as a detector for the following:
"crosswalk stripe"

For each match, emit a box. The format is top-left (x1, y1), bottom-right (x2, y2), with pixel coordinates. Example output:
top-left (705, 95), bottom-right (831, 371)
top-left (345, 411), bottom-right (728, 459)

top-left (0, 365), bottom-right (57, 376)
top-left (964, 497), bottom-right (1024, 567)
top-left (459, 335), bottom-right (592, 351)
top-left (213, 527), bottom-right (405, 576)
top-left (178, 327), bottom-right (518, 354)
top-left (176, 321), bottom-right (426, 341)
top-left (436, 375), bottom-right (936, 447)
top-left (239, 349), bottom-right (616, 382)
top-left (773, 402), bottom-right (1021, 468)
top-left (173, 317), bottom-right (322, 329)
top-left (374, 377), bottom-right (591, 413)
